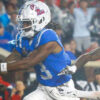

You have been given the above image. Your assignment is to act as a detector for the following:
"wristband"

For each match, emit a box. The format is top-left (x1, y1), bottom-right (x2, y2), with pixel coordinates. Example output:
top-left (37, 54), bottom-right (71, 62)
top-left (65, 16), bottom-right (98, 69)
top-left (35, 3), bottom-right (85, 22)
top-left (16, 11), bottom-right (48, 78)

top-left (0, 63), bottom-right (7, 72)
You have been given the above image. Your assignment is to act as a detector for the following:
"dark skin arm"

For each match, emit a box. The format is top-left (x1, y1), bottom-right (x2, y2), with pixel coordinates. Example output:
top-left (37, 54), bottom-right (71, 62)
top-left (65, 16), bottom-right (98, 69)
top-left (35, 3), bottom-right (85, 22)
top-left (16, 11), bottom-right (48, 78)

top-left (3, 42), bottom-right (62, 72)
top-left (5, 49), bottom-right (22, 63)
top-left (75, 47), bottom-right (100, 68)
top-left (0, 49), bottom-right (22, 74)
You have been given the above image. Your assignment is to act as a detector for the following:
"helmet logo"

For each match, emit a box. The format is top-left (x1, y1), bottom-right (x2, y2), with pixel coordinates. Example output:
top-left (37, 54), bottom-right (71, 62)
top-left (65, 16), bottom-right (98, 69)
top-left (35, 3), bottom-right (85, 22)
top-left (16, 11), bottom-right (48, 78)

top-left (36, 8), bottom-right (45, 16)
top-left (30, 4), bottom-right (45, 16)
top-left (30, 4), bottom-right (35, 10)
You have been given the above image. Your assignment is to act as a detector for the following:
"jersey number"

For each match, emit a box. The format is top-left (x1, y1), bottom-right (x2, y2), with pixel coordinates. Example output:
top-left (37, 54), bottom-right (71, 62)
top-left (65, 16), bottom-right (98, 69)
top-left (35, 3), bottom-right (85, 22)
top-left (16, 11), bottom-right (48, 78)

top-left (40, 63), bottom-right (52, 80)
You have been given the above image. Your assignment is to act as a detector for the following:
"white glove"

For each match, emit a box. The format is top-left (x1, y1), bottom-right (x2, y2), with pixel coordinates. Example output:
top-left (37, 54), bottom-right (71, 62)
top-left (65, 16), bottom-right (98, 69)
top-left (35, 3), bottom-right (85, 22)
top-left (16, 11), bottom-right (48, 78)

top-left (67, 65), bottom-right (77, 74)
top-left (58, 65), bottom-right (77, 76)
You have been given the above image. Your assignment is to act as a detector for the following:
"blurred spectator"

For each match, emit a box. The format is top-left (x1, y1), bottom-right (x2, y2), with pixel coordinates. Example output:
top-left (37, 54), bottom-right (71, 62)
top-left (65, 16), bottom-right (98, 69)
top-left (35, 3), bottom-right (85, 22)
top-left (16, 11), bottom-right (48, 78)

top-left (11, 81), bottom-right (26, 100)
top-left (0, 23), bottom-right (13, 52)
top-left (0, 1), bottom-right (10, 28)
top-left (0, 76), bottom-right (13, 100)
top-left (53, 23), bottom-right (63, 40)
top-left (63, 40), bottom-right (81, 58)
top-left (76, 68), bottom-right (100, 96)
top-left (66, 0), bottom-right (80, 8)
top-left (0, 0), bottom-right (6, 15)
top-left (6, 10), bottom-right (18, 39)
top-left (66, 50), bottom-right (76, 60)
top-left (9, 0), bottom-right (18, 8)
top-left (73, 0), bottom-right (96, 52)
top-left (74, 0), bottom-right (80, 8)
top-left (63, 42), bottom-right (76, 60)
top-left (23, 72), bottom-right (38, 97)
top-left (5, 3), bottom-right (17, 15)
top-left (55, 24), bottom-right (62, 35)
top-left (60, 0), bottom-right (68, 12)
top-left (0, 13), bottom-right (10, 28)
top-left (61, 1), bottom-right (75, 41)
top-left (70, 39), bottom-right (82, 57)
top-left (89, 0), bottom-right (99, 7)
top-left (63, 42), bottom-right (71, 51)
top-left (11, 80), bottom-right (38, 100)
top-left (5, 3), bottom-right (18, 38)
top-left (88, 4), bottom-right (100, 41)
top-left (45, 0), bottom-right (62, 24)
top-left (86, 41), bottom-right (99, 53)
top-left (55, 0), bottom-right (61, 7)
top-left (40, 0), bottom-right (61, 7)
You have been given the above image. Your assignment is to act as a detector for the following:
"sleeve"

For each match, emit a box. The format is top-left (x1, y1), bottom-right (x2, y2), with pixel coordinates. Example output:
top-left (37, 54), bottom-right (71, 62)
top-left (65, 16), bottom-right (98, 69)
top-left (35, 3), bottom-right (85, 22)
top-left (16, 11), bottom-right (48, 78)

top-left (15, 46), bottom-right (22, 54)
top-left (38, 29), bottom-right (58, 46)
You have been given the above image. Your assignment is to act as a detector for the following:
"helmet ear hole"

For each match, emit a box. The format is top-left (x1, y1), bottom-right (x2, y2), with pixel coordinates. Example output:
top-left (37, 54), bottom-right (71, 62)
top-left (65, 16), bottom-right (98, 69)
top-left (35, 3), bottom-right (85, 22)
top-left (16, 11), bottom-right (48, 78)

top-left (43, 17), bottom-right (45, 21)
top-left (39, 19), bottom-right (42, 24)
top-left (39, 17), bottom-right (45, 24)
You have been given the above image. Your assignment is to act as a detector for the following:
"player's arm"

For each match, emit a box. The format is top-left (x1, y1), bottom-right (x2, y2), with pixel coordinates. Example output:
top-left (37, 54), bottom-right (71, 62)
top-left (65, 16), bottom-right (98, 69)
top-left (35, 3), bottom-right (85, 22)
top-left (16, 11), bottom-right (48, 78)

top-left (75, 47), bottom-right (100, 68)
top-left (0, 49), bottom-right (22, 74)
top-left (5, 49), bottom-right (22, 63)
top-left (0, 42), bottom-right (60, 72)
top-left (58, 47), bottom-right (100, 76)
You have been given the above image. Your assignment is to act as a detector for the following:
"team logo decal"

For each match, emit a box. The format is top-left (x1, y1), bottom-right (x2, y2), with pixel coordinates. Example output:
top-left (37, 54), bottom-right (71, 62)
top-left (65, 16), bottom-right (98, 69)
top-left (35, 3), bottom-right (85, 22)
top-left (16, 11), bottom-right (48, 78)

top-left (30, 4), bottom-right (45, 15)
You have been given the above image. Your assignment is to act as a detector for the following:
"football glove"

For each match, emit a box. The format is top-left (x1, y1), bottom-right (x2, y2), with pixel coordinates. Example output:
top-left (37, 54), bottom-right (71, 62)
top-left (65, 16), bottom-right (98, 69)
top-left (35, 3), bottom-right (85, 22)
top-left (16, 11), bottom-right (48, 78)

top-left (58, 65), bottom-right (77, 76)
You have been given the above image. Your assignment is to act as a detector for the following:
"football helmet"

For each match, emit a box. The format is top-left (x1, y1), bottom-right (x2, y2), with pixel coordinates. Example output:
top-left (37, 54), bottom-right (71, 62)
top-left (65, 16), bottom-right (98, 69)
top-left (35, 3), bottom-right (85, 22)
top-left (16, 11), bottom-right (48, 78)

top-left (17, 0), bottom-right (51, 38)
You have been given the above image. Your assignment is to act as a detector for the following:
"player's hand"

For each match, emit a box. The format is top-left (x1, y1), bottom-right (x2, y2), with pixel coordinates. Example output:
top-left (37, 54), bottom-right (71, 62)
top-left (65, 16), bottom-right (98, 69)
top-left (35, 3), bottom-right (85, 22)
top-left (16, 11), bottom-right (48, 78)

top-left (58, 65), bottom-right (77, 76)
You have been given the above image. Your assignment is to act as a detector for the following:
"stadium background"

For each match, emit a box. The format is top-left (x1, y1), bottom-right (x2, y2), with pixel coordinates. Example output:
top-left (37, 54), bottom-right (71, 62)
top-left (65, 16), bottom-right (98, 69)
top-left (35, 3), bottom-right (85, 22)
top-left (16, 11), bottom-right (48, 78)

top-left (0, 0), bottom-right (100, 100)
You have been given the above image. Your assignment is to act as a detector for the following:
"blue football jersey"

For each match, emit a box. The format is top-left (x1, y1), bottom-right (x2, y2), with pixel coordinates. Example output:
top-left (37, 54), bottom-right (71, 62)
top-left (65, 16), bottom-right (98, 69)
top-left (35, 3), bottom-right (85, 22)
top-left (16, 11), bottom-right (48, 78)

top-left (15, 28), bottom-right (72, 87)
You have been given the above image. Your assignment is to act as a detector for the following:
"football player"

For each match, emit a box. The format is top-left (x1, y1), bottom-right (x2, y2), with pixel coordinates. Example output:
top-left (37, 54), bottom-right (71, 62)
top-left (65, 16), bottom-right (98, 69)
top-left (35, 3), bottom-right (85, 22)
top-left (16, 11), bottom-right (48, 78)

top-left (0, 1), bottom-right (100, 100)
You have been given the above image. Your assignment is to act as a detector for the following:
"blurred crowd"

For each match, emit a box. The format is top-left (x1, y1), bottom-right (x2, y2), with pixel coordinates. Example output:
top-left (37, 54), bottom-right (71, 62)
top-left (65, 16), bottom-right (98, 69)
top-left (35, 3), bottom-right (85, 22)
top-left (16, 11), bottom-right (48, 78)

top-left (0, 0), bottom-right (100, 100)
top-left (0, 75), bottom-right (38, 100)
